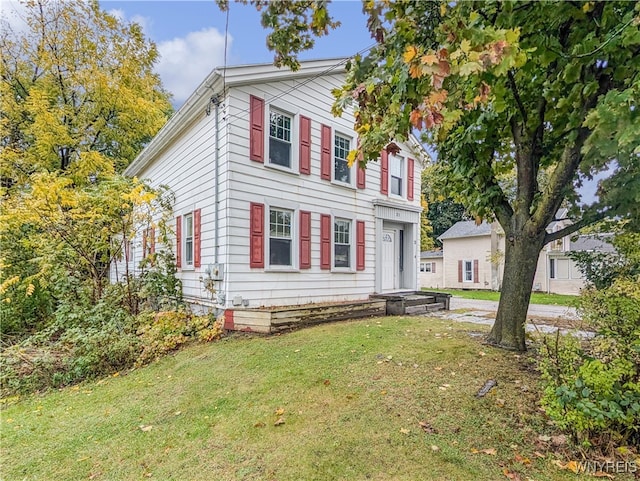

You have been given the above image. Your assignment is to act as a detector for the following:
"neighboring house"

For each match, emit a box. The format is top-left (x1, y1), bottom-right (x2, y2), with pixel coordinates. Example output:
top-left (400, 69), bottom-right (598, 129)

top-left (430, 214), bottom-right (613, 295)
top-left (532, 233), bottom-right (615, 295)
top-left (438, 221), bottom-right (505, 291)
top-left (419, 250), bottom-right (443, 289)
top-left (112, 58), bottom-right (428, 322)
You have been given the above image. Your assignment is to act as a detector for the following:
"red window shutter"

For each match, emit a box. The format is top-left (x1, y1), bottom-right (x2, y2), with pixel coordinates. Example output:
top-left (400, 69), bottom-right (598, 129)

top-left (250, 203), bottom-right (264, 268)
top-left (380, 149), bottom-right (389, 195)
top-left (194, 208), bottom-right (202, 268)
top-left (458, 260), bottom-right (462, 283)
top-left (299, 116), bottom-right (311, 175)
top-left (249, 95), bottom-right (264, 162)
top-left (357, 166), bottom-right (366, 189)
top-left (320, 124), bottom-right (331, 180)
top-left (299, 210), bottom-right (311, 269)
top-left (356, 220), bottom-right (365, 271)
top-left (176, 216), bottom-right (182, 268)
top-left (473, 259), bottom-right (479, 283)
top-left (142, 230), bottom-right (148, 258)
top-left (320, 214), bottom-right (331, 269)
top-left (407, 157), bottom-right (415, 200)
top-left (150, 227), bottom-right (156, 255)
top-left (432, 261), bottom-right (436, 273)
top-left (356, 138), bottom-right (366, 189)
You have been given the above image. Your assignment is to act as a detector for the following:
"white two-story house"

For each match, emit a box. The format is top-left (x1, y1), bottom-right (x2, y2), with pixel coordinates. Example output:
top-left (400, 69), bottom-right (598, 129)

top-left (113, 58), bottom-right (428, 330)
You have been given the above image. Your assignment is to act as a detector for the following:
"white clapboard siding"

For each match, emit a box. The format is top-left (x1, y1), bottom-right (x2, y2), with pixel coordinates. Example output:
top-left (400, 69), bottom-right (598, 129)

top-left (112, 60), bottom-right (424, 309)
top-left (223, 73), bottom-right (421, 307)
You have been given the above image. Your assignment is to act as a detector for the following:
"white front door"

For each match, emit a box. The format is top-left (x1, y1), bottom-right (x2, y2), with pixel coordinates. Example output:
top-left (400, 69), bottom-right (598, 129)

top-left (382, 229), bottom-right (397, 291)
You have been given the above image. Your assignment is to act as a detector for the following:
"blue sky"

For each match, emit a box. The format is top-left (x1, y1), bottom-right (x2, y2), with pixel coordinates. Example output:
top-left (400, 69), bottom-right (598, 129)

top-left (101, 0), bottom-right (373, 106)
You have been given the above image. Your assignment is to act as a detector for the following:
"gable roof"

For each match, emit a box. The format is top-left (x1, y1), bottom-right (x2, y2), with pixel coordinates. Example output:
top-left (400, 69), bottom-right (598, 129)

top-left (438, 220), bottom-right (493, 240)
top-left (420, 250), bottom-right (443, 258)
top-left (570, 234), bottom-right (615, 252)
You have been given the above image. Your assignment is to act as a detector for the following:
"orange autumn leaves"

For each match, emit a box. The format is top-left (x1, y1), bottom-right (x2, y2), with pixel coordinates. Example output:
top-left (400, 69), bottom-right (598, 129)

top-left (402, 36), bottom-right (511, 131)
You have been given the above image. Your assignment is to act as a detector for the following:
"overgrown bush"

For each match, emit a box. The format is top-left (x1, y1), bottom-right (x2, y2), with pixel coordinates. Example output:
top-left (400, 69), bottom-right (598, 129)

top-left (0, 307), bottom-right (223, 397)
top-left (539, 236), bottom-right (640, 449)
top-left (136, 311), bottom-right (222, 366)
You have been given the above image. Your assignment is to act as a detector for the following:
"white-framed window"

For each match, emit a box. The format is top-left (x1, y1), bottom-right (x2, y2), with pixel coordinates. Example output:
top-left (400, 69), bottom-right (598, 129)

top-left (333, 133), bottom-right (352, 185)
top-left (334, 218), bottom-right (351, 268)
top-left (184, 213), bottom-right (194, 267)
top-left (269, 109), bottom-right (292, 168)
top-left (420, 262), bottom-right (432, 273)
top-left (463, 260), bottom-right (473, 282)
top-left (269, 207), bottom-right (293, 267)
top-left (389, 154), bottom-right (404, 196)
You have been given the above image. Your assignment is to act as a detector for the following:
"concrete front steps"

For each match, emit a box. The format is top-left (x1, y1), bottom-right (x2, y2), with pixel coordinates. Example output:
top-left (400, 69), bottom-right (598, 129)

top-left (371, 291), bottom-right (451, 316)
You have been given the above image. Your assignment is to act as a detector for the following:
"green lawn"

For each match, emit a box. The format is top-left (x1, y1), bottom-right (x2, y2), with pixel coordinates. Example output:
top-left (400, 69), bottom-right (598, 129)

top-left (2, 317), bottom-right (615, 481)
top-left (424, 289), bottom-right (579, 307)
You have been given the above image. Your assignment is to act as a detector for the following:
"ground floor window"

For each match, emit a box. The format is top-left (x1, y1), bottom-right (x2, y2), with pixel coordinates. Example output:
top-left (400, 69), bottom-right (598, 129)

top-left (269, 208), bottom-right (292, 266)
top-left (334, 218), bottom-right (351, 268)
top-left (420, 262), bottom-right (432, 273)
top-left (184, 213), bottom-right (193, 266)
top-left (463, 260), bottom-right (473, 282)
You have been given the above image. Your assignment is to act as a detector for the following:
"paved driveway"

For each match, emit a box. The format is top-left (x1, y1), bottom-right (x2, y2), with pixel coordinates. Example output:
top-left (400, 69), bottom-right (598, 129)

top-left (449, 297), bottom-right (580, 320)
top-left (438, 297), bottom-right (590, 338)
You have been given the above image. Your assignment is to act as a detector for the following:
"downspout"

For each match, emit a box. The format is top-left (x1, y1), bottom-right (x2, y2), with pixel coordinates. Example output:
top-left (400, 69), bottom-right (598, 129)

top-left (212, 94), bottom-right (221, 265)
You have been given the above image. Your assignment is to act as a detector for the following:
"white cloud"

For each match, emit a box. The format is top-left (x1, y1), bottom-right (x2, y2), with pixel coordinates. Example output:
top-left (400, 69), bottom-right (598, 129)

top-left (107, 8), bottom-right (125, 22)
top-left (0, 0), bottom-right (29, 33)
top-left (156, 28), bottom-right (230, 107)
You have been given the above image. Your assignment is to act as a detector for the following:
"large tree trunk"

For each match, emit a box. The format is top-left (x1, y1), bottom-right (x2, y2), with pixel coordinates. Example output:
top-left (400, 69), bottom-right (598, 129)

top-left (486, 233), bottom-right (545, 351)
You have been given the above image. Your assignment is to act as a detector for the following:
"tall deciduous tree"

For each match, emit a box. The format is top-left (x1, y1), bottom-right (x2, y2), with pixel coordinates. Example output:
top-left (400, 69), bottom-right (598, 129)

top-left (0, 0), bottom-right (172, 332)
top-left (230, 0), bottom-right (640, 351)
top-left (0, 0), bottom-right (171, 181)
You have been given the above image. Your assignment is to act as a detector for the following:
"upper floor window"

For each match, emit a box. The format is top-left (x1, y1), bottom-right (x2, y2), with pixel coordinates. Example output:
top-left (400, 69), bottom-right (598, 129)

top-left (334, 134), bottom-right (351, 184)
top-left (269, 109), bottom-right (292, 168)
top-left (269, 208), bottom-right (292, 266)
top-left (184, 213), bottom-right (194, 267)
top-left (390, 154), bottom-right (404, 196)
top-left (334, 218), bottom-right (351, 268)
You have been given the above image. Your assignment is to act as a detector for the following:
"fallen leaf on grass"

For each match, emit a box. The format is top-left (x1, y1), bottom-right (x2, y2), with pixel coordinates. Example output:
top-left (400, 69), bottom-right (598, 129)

top-left (418, 421), bottom-right (438, 434)
top-left (139, 425), bottom-right (153, 432)
top-left (400, 428), bottom-right (410, 435)
top-left (274, 408), bottom-right (285, 416)
top-left (430, 445), bottom-right (440, 452)
top-left (323, 379), bottom-right (331, 386)
top-left (502, 468), bottom-right (522, 480)
top-left (533, 451), bottom-right (545, 458)
top-left (592, 472), bottom-right (614, 479)
top-left (274, 417), bottom-right (285, 426)
top-left (514, 453), bottom-right (531, 465)
top-left (254, 422), bottom-right (266, 428)
top-left (471, 448), bottom-right (497, 455)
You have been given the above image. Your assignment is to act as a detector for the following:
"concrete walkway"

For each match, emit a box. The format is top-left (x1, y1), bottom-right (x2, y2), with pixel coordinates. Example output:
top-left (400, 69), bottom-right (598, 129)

top-left (449, 298), bottom-right (579, 320)
top-left (434, 297), bottom-right (592, 339)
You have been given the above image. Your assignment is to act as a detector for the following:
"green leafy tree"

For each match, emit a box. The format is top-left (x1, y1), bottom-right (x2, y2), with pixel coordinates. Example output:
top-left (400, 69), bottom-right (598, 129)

top-left (0, 0), bottom-right (172, 333)
top-left (228, 0), bottom-right (640, 351)
top-left (420, 195), bottom-right (436, 251)
top-left (421, 166), bottom-right (468, 246)
top-left (1, 0), bottom-right (171, 181)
